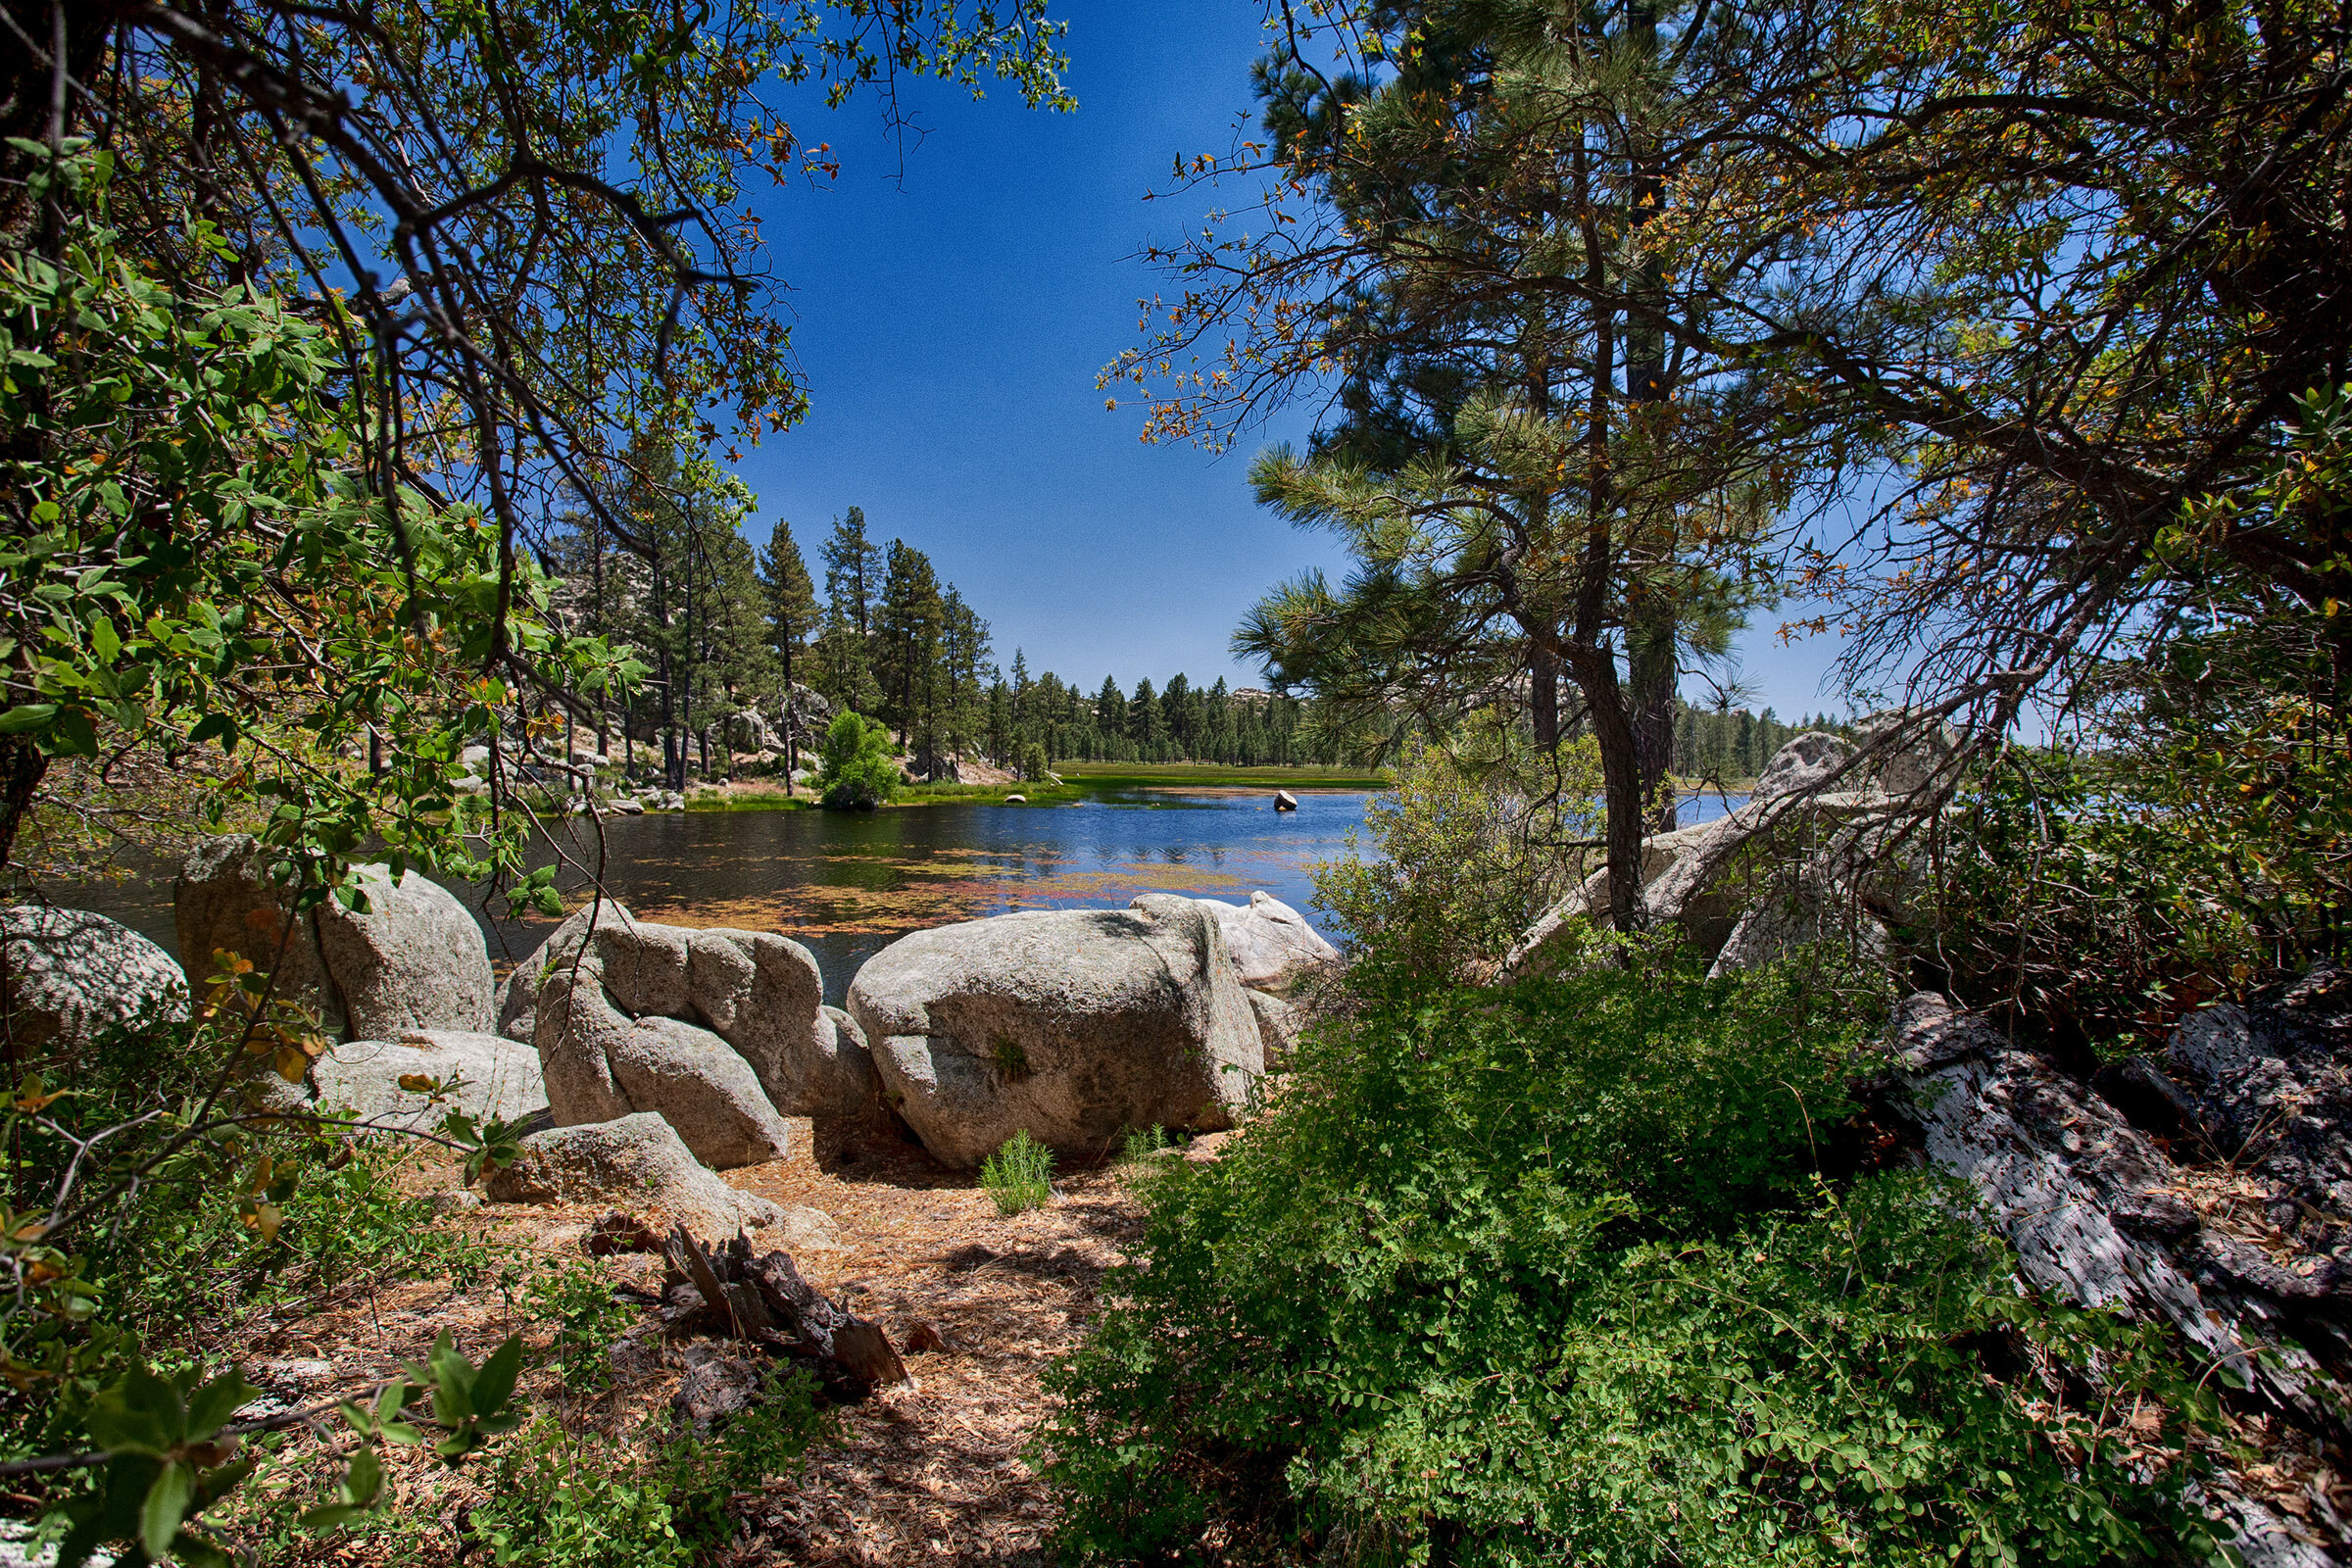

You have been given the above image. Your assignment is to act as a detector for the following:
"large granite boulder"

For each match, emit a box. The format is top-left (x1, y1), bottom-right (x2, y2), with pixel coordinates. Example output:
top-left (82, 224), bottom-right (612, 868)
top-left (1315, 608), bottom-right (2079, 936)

top-left (1245, 989), bottom-right (1302, 1071)
top-left (0, 906), bottom-right (188, 1056)
top-left (1750, 731), bottom-right (1856, 803)
top-left (524, 902), bottom-right (870, 1168)
top-left (485, 1112), bottom-right (794, 1239)
top-left (846, 894), bottom-right (1263, 1168)
top-left (175, 835), bottom-right (329, 1008)
top-left (173, 836), bottom-right (494, 1040)
top-left (1200, 891), bottom-right (1339, 995)
top-left (315, 863), bottom-right (495, 1038)
top-left (261, 1029), bottom-right (548, 1130)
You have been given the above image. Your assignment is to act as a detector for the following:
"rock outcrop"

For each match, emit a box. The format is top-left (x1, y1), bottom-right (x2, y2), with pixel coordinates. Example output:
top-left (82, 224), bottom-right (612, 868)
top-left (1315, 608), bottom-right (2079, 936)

top-left (314, 862), bottom-right (495, 1038)
top-left (520, 902), bottom-right (872, 1167)
top-left (0, 906), bottom-right (187, 1055)
top-left (174, 836), bottom-right (494, 1040)
top-left (1888, 982), bottom-right (2352, 1558)
top-left (485, 1112), bottom-right (795, 1237)
top-left (847, 894), bottom-right (1263, 1167)
top-left (1246, 989), bottom-right (1301, 1071)
top-left (1750, 731), bottom-right (1856, 803)
top-left (1503, 729), bottom-right (1942, 980)
top-left (263, 1029), bottom-right (548, 1130)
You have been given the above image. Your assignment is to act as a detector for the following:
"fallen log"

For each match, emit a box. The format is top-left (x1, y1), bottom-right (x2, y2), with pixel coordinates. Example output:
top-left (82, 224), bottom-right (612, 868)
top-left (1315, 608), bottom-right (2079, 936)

top-left (662, 1223), bottom-right (909, 1400)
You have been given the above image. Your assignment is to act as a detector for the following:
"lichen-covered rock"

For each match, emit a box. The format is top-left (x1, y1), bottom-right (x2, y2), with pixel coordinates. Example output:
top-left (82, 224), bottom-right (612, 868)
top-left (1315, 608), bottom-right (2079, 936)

top-left (174, 835), bottom-right (493, 1041)
top-left (174, 835), bottom-right (331, 1013)
top-left (1200, 891), bottom-right (1339, 995)
top-left (2168, 963), bottom-right (2352, 1238)
top-left (484, 1112), bottom-right (790, 1236)
top-left (847, 895), bottom-right (1263, 1167)
top-left (0, 906), bottom-right (187, 1055)
top-left (1888, 989), bottom-right (2352, 1556)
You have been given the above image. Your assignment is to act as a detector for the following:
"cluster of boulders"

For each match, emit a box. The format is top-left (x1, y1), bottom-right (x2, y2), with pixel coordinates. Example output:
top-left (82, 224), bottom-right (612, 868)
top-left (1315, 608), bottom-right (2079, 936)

top-left (4, 830), bottom-right (1348, 1241)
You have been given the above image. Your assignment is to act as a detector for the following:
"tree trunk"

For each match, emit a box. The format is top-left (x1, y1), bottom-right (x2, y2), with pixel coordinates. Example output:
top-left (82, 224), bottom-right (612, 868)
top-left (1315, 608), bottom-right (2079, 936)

top-left (1630, 601), bottom-right (1678, 830)
top-left (1560, 647), bottom-right (1647, 929)
top-left (0, 736), bottom-right (48, 876)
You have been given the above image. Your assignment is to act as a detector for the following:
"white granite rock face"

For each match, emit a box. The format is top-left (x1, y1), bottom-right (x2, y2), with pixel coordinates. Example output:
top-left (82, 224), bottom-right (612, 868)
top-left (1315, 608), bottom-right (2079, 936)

top-left (173, 836), bottom-right (493, 1041)
top-left (1200, 891), bottom-right (1339, 995)
top-left (518, 901), bottom-right (872, 1168)
top-left (848, 895), bottom-right (1263, 1167)
top-left (484, 1111), bottom-right (793, 1238)
top-left (262, 1029), bottom-right (548, 1129)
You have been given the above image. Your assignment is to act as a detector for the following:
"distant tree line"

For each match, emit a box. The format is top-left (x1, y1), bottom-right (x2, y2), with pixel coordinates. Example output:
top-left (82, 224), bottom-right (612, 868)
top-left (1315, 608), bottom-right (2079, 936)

top-left (541, 457), bottom-right (1343, 786)
top-left (1672, 705), bottom-right (1844, 786)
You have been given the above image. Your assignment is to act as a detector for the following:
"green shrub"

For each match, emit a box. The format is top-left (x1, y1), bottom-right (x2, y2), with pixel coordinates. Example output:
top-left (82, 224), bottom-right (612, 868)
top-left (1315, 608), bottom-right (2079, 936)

top-left (1118, 1124), bottom-right (1173, 1173)
top-left (1019, 740), bottom-right (1052, 782)
top-left (1314, 731), bottom-right (1602, 982)
top-left (815, 711), bottom-right (900, 809)
top-left (980, 1129), bottom-right (1054, 1215)
top-left (1038, 958), bottom-right (2221, 1566)
top-left (516, 1259), bottom-right (639, 1395)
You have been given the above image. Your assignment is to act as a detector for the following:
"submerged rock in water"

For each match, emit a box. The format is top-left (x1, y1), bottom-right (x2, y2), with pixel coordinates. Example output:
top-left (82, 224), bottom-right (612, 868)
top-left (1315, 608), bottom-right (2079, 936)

top-left (847, 894), bottom-right (1263, 1167)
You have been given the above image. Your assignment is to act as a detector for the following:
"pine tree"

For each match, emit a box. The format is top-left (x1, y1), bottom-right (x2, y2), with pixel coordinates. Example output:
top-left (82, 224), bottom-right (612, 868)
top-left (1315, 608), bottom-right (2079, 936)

top-left (822, 507), bottom-right (883, 639)
top-left (872, 539), bottom-right (943, 754)
top-left (1095, 675), bottom-right (1126, 740)
top-left (760, 519), bottom-right (819, 775)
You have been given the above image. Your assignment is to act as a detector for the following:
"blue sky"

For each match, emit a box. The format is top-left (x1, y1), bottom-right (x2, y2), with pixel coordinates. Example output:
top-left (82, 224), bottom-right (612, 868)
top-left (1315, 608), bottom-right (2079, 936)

top-left (733, 3), bottom-right (1850, 719)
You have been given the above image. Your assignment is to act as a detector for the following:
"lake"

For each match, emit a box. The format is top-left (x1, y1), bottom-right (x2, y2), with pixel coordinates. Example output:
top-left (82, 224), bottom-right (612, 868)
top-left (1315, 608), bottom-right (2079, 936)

top-left (50, 781), bottom-right (1749, 1005)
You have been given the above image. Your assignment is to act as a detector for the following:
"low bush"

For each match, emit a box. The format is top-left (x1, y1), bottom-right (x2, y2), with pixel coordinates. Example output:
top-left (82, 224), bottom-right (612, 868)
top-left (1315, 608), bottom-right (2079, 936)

top-left (980, 1129), bottom-right (1054, 1215)
top-left (1039, 956), bottom-right (2223, 1566)
top-left (1313, 731), bottom-right (1601, 982)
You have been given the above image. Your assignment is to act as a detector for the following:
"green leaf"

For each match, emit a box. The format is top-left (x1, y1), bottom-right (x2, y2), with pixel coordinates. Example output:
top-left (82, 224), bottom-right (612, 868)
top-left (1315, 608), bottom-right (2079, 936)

top-left (83, 1365), bottom-right (180, 1456)
top-left (184, 1371), bottom-right (258, 1440)
top-left (471, 1336), bottom-right (524, 1417)
top-left (0, 704), bottom-right (58, 735)
top-left (140, 1460), bottom-right (195, 1559)
top-left (344, 1446), bottom-right (383, 1506)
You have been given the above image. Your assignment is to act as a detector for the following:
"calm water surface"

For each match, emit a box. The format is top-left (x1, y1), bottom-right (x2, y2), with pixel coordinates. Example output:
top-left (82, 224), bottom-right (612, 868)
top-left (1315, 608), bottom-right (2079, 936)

top-left (58, 781), bottom-right (1749, 1004)
top-left (503, 785), bottom-right (1371, 1001)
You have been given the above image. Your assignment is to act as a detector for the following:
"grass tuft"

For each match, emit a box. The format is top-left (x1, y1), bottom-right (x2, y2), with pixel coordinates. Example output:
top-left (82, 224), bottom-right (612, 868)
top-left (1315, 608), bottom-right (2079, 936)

top-left (980, 1129), bottom-right (1054, 1215)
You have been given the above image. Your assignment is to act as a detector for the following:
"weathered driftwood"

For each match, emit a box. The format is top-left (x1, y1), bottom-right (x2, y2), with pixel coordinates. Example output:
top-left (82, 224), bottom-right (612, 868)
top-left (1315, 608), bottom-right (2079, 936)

top-left (662, 1223), bottom-right (908, 1400)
